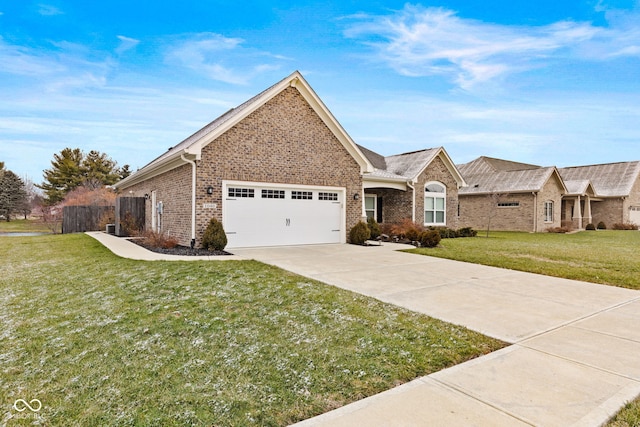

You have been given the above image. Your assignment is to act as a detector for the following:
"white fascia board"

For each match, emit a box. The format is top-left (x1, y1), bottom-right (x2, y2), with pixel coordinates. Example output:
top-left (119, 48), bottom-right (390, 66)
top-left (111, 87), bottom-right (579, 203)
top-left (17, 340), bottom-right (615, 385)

top-left (362, 176), bottom-right (407, 191)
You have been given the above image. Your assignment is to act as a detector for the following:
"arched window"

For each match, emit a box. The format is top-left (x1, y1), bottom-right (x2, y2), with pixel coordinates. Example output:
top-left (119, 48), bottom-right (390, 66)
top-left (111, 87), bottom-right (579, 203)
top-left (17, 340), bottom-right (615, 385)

top-left (425, 182), bottom-right (446, 225)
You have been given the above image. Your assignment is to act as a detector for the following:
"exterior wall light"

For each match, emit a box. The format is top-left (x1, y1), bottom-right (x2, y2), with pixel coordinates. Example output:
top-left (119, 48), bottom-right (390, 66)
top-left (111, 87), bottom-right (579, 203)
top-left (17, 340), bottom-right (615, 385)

top-left (206, 186), bottom-right (214, 195)
top-left (353, 194), bottom-right (360, 200)
top-left (144, 193), bottom-right (150, 200)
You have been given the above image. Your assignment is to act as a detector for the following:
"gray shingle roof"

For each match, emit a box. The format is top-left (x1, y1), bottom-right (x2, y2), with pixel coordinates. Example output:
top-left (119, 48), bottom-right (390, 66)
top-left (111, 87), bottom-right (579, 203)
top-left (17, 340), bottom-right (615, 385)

top-left (138, 75), bottom-right (288, 172)
top-left (564, 179), bottom-right (593, 195)
top-left (384, 148), bottom-right (441, 179)
top-left (559, 161), bottom-right (640, 197)
top-left (458, 157), bottom-right (557, 194)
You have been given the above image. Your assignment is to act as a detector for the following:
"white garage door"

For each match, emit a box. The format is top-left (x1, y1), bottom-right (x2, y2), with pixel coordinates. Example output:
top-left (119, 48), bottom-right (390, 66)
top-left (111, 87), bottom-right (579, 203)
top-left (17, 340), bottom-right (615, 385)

top-left (631, 206), bottom-right (640, 225)
top-left (223, 182), bottom-right (344, 248)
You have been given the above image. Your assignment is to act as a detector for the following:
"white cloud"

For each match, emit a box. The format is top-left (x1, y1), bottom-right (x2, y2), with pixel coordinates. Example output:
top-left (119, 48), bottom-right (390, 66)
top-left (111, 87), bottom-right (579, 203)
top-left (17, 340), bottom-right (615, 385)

top-left (116, 35), bottom-right (140, 55)
top-left (164, 33), bottom-right (284, 84)
top-left (344, 5), bottom-right (640, 89)
top-left (38, 4), bottom-right (63, 16)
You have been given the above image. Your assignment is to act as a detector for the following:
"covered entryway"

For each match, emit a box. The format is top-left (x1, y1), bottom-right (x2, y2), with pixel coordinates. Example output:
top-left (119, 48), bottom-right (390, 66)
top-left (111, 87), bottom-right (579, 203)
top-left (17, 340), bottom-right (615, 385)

top-left (223, 181), bottom-right (344, 248)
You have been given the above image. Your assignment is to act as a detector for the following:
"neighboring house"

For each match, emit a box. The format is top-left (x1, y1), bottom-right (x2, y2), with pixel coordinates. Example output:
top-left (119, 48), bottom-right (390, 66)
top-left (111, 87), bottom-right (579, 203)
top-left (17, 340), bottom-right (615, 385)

top-left (558, 161), bottom-right (640, 228)
top-left (457, 157), bottom-right (566, 232)
top-left (457, 156), bottom-right (640, 232)
top-left (114, 71), bottom-right (466, 249)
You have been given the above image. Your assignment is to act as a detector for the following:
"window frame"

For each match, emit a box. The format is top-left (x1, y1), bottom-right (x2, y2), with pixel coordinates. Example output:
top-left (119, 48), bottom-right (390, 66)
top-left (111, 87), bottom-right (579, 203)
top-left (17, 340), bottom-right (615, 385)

top-left (364, 194), bottom-right (377, 221)
top-left (424, 182), bottom-right (446, 226)
top-left (544, 200), bottom-right (554, 223)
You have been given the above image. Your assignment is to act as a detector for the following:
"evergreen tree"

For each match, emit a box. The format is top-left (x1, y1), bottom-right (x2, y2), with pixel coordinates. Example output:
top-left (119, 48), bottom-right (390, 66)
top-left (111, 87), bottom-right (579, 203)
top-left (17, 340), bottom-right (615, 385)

top-left (81, 150), bottom-right (120, 189)
top-left (39, 148), bottom-right (84, 204)
top-left (39, 148), bottom-right (123, 204)
top-left (0, 169), bottom-right (27, 221)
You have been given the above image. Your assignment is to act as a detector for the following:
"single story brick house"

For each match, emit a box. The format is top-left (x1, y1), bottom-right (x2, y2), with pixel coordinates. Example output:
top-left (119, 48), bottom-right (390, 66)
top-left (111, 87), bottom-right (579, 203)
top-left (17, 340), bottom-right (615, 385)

top-left (114, 71), bottom-right (466, 248)
top-left (457, 156), bottom-right (640, 232)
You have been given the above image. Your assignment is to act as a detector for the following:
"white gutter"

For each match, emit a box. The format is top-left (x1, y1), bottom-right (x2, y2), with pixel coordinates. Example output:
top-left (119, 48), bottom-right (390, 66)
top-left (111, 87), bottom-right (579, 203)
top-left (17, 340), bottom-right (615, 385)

top-left (532, 192), bottom-right (538, 232)
top-left (181, 153), bottom-right (197, 248)
top-left (408, 180), bottom-right (416, 223)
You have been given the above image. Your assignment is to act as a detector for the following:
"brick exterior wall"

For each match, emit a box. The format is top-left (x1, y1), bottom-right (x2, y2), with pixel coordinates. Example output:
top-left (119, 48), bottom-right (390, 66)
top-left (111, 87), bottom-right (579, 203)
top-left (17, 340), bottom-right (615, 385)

top-left (459, 173), bottom-right (564, 232)
top-left (366, 155), bottom-right (460, 228)
top-left (121, 85), bottom-right (362, 247)
top-left (459, 193), bottom-right (535, 232)
top-left (591, 198), bottom-right (625, 228)
top-left (122, 164), bottom-right (193, 244)
top-left (535, 173), bottom-right (564, 231)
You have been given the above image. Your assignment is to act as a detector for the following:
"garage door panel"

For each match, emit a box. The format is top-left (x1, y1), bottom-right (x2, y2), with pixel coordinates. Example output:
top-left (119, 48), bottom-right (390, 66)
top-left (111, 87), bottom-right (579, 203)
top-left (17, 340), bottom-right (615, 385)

top-left (224, 185), bottom-right (344, 248)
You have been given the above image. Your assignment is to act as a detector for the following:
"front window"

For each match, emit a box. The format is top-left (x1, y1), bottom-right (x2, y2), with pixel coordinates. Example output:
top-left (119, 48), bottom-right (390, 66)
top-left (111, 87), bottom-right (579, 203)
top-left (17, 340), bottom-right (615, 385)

top-left (425, 182), bottom-right (446, 225)
top-left (544, 201), bottom-right (554, 223)
top-left (365, 195), bottom-right (376, 221)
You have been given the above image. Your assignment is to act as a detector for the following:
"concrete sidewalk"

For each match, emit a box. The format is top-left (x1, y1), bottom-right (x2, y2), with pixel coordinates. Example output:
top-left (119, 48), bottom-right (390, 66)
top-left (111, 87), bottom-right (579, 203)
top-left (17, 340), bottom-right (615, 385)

top-left (231, 244), bottom-right (640, 427)
top-left (88, 234), bottom-right (640, 426)
top-left (86, 231), bottom-right (244, 261)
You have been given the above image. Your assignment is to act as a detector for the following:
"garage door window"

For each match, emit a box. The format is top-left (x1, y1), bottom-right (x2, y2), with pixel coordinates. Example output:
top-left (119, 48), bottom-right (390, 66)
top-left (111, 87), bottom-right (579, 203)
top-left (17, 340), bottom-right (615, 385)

top-left (319, 192), bottom-right (338, 201)
top-left (292, 191), bottom-right (313, 200)
top-left (262, 189), bottom-right (285, 199)
top-left (228, 188), bottom-right (254, 198)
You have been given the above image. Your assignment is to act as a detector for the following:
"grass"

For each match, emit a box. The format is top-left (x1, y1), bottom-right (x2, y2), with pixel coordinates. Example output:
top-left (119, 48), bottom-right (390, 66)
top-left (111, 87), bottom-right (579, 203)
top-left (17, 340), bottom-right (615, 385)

top-left (0, 234), bottom-right (505, 426)
top-left (407, 230), bottom-right (640, 290)
top-left (0, 219), bottom-right (51, 233)
top-left (608, 400), bottom-right (640, 427)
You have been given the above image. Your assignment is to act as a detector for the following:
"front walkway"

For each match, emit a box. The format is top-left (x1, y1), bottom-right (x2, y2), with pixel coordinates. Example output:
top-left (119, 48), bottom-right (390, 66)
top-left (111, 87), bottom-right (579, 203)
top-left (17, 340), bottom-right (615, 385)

top-left (88, 233), bottom-right (640, 426)
top-left (231, 243), bottom-right (640, 426)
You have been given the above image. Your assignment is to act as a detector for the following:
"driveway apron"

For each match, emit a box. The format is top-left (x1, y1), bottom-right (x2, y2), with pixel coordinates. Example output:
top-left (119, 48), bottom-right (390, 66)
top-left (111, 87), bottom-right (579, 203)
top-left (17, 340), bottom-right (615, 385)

top-left (233, 243), bottom-right (640, 427)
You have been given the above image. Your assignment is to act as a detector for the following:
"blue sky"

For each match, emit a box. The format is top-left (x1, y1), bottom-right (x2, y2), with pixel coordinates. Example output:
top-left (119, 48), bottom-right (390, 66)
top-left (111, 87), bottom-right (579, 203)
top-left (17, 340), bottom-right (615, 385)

top-left (1, 0), bottom-right (639, 182)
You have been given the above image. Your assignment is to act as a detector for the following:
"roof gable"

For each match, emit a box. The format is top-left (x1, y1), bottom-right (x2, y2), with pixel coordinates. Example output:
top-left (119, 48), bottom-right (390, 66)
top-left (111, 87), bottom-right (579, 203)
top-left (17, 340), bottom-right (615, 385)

top-left (559, 161), bottom-right (640, 197)
top-left (363, 146), bottom-right (466, 188)
top-left (116, 71), bottom-right (374, 188)
top-left (458, 156), bottom-right (566, 195)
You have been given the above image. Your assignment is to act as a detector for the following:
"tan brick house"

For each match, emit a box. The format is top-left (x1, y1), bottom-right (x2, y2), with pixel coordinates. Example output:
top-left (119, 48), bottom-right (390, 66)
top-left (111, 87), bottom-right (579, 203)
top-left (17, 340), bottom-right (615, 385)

top-left (114, 72), bottom-right (466, 248)
top-left (457, 156), bottom-right (640, 232)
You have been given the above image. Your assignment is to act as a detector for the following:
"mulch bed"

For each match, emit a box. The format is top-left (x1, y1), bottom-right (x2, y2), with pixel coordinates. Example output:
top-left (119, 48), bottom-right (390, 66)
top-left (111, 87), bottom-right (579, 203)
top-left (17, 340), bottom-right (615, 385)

top-left (130, 239), bottom-right (233, 256)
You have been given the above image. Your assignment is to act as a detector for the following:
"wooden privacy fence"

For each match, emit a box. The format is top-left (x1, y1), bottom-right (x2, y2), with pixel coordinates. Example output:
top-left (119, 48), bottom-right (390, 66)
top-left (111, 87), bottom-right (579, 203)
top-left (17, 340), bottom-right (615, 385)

top-left (62, 205), bottom-right (114, 234)
top-left (115, 197), bottom-right (145, 237)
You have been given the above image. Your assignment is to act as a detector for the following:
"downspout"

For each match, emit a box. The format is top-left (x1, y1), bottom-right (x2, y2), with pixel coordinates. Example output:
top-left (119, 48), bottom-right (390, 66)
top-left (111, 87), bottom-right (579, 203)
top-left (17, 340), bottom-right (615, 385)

top-left (532, 192), bottom-right (538, 233)
top-left (407, 181), bottom-right (416, 222)
top-left (181, 154), bottom-right (197, 248)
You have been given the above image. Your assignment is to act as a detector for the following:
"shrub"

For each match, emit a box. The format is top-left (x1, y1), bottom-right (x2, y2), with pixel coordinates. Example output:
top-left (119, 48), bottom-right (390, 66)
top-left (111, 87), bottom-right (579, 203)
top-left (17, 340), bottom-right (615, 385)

top-left (140, 231), bottom-right (178, 249)
top-left (349, 221), bottom-right (371, 245)
top-left (433, 227), bottom-right (458, 239)
top-left (457, 227), bottom-right (478, 238)
top-left (546, 226), bottom-right (570, 233)
top-left (585, 223), bottom-right (596, 230)
top-left (120, 212), bottom-right (143, 236)
top-left (390, 218), bottom-right (424, 241)
top-left (612, 223), bottom-right (639, 230)
top-left (202, 218), bottom-right (228, 251)
top-left (418, 230), bottom-right (441, 248)
top-left (367, 216), bottom-right (381, 240)
top-left (597, 221), bottom-right (607, 230)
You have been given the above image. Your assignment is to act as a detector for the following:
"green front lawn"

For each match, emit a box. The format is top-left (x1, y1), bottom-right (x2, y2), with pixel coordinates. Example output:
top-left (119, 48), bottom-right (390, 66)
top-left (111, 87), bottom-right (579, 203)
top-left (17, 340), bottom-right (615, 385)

top-left (408, 230), bottom-right (640, 289)
top-left (0, 218), bottom-right (51, 233)
top-left (0, 234), bottom-right (504, 426)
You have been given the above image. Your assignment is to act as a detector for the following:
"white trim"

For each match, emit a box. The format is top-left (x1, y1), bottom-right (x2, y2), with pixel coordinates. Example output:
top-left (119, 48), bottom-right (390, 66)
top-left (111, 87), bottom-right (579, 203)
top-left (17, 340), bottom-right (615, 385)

top-left (424, 181), bottom-right (447, 226)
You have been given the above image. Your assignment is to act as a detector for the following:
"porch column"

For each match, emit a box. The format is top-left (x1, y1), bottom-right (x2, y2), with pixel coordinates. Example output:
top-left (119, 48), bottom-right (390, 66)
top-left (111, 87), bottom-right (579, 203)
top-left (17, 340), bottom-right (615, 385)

top-left (574, 195), bottom-right (583, 229)
top-left (585, 195), bottom-right (592, 225)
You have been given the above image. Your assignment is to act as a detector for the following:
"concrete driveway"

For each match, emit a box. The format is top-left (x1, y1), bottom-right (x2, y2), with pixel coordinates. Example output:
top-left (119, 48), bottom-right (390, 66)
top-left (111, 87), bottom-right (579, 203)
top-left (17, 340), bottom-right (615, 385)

top-left (233, 243), bottom-right (640, 426)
